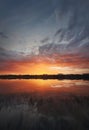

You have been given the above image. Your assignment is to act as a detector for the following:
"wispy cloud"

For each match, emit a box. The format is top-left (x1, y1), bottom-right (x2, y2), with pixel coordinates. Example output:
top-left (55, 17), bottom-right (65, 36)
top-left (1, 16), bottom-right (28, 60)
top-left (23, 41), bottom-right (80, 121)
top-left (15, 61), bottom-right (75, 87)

top-left (40, 37), bottom-right (49, 44)
top-left (53, 0), bottom-right (89, 54)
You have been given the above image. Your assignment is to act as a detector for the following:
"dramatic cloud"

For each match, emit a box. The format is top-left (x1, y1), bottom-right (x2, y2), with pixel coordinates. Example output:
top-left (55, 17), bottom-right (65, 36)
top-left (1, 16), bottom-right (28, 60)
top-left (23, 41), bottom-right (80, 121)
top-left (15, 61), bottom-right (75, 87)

top-left (0, 46), bottom-right (89, 74)
top-left (53, 0), bottom-right (89, 55)
top-left (0, 0), bottom-right (89, 74)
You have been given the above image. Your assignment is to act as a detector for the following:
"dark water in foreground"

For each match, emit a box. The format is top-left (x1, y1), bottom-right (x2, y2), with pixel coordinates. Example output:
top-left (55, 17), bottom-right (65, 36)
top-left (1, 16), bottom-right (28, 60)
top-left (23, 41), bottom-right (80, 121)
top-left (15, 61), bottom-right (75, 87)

top-left (0, 80), bottom-right (89, 130)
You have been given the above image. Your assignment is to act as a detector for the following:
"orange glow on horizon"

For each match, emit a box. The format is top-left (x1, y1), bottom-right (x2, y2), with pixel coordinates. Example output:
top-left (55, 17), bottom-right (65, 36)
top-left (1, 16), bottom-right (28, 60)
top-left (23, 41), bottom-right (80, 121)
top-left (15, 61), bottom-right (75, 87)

top-left (0, 54), bottom-right (89, 75)
top-left (18, 62), bottom-right (72, 75)
top-left (27, 63), bottom-right (57, 75)
top-left (0, 61), bottom-right (89, 75)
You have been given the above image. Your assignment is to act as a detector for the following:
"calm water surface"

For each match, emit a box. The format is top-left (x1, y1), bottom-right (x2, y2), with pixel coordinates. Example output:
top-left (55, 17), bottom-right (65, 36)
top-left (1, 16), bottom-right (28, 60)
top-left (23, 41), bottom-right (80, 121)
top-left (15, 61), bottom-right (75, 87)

top-left (0, 79), bottom-right (89, 95)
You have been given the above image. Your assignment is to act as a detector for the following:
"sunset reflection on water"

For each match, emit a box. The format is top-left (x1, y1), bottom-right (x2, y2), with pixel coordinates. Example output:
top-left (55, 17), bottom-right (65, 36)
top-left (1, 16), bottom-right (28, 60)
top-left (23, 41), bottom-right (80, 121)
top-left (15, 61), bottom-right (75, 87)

top-left (0, 79), bottom-right (89, 95)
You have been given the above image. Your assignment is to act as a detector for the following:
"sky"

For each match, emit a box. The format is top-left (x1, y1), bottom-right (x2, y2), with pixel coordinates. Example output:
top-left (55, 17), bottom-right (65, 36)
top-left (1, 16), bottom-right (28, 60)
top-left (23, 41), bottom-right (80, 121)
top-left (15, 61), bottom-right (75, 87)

top-left (0, 0), bottom-right (89, 74)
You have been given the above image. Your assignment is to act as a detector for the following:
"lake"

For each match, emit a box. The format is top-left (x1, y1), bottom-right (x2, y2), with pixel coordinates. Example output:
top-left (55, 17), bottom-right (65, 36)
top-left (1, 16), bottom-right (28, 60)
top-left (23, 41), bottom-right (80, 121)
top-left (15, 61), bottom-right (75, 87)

top-left (0, 79), bottom-right (89, 130)
top-left (0, 79), bottom-right (89, 96)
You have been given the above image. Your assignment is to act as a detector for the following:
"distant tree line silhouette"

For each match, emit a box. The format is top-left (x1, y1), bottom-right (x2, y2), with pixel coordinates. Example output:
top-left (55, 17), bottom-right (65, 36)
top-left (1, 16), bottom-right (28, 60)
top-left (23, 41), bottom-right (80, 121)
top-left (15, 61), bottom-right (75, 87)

top-left (0, 74), bottom-right (89, 80)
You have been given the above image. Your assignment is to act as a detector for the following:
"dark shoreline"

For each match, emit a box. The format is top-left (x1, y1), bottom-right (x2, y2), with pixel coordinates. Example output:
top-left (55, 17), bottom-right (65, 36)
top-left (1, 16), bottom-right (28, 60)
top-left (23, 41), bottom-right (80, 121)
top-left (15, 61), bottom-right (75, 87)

top-left (0, 74), bottom-right (89, 80)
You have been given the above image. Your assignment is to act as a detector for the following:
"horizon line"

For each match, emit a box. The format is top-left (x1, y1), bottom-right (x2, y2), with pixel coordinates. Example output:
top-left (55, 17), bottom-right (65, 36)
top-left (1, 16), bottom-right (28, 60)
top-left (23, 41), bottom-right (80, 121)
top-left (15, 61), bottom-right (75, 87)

top-left (0, 73), bottom-right (89, 80)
